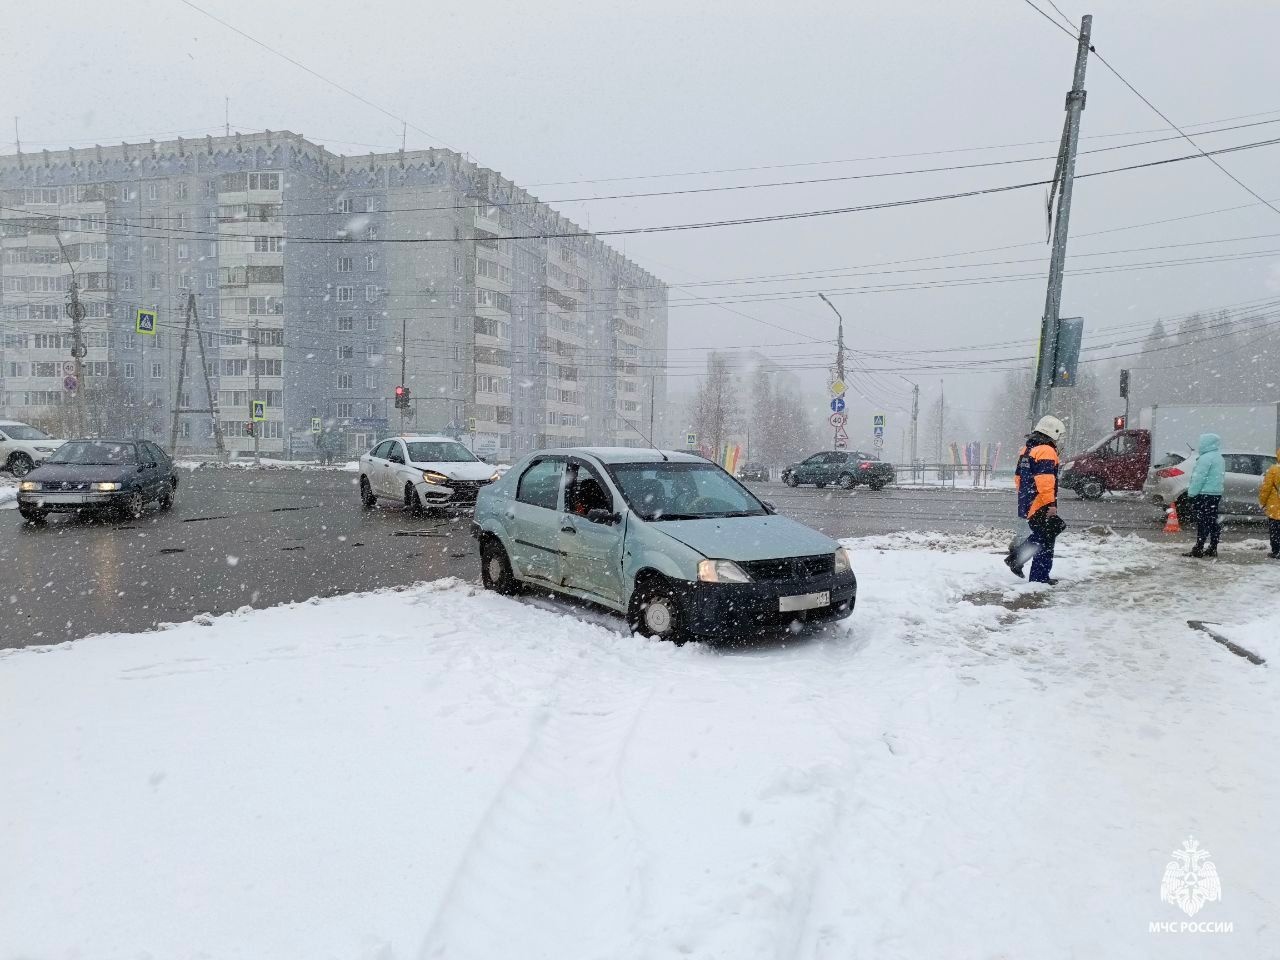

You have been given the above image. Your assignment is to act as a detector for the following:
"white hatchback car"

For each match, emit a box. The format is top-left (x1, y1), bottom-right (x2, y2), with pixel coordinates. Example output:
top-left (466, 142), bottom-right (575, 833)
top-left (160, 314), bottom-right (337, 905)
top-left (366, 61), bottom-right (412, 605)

top-left (1151, 449), bottom-right (1277, 522)
top-left (358, 435), bottom-right (500, 512)
top-left (0, 420), bottom-right (65, 478)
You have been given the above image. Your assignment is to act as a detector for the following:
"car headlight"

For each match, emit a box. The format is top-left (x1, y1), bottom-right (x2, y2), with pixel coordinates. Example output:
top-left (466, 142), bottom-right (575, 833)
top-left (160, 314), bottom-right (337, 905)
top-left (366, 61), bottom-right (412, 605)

top-left (697, 559), bottom-right (751, 583)
top-left (34, 446), bottom-right (55, 453)
top-left (489, 471), bottom-right (501, 483)
top-left (422, 470), bottom-right (449, 485)
top-left (19, 480), bottom-right (40, 491)
top-left (91, 482), bottom-right (122, 491)
top-left (834, 546), bottom-right (852, 574)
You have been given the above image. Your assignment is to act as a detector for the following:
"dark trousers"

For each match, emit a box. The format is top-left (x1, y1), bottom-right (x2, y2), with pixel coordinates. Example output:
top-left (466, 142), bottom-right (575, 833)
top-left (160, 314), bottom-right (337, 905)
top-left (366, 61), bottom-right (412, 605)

top-left (1269, 518), bottom-right (1280, 556)
top-left (1025, 511), bottom-right (1062, 583)
top-left (1193, 495), bottom-right (1222, 550)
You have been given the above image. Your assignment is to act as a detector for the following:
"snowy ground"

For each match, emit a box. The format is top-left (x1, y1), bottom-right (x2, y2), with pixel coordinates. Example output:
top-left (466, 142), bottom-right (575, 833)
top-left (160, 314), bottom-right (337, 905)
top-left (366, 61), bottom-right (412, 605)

top-left (2, 532), bottom-right (1276, 959)
top-left (0, 476), bottom-right (16, 509)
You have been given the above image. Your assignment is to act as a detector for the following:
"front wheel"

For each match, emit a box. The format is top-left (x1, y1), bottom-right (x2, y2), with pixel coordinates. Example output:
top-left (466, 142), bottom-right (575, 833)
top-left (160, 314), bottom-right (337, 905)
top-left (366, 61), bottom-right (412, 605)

top-left (1077, 477), bottom-right (1105, 500)
top-left (784, 474), bottom-right (799, 488)
top-left (119, 489), bottom-right (146, 521)
top-left (838, 473), bottom-right (855, 490)
top-left (7, 453), bottom-right (34, 478)
top-left (868, 478), bottom-right (887, 491)
top-left (630, 577), bottom-right (686, 644)
top-left (480, 538), bottom-right (520, 595)
top-left (815, 481), bottom-right (827, 489)
top-left (359, 476), bottom-right (377, 508)
top-left (405, 483), bottom-right (426, 515)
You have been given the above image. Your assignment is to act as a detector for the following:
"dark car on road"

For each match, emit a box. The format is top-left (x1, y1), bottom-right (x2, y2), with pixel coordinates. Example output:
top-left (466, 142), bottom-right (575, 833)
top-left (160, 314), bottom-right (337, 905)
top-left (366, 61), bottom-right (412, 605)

top-left (735, 461), bottom-right (770, 482)
top-left (17, 439), bottom-right (178, 523)
top-left (782, 450), bottom-right (895, 490)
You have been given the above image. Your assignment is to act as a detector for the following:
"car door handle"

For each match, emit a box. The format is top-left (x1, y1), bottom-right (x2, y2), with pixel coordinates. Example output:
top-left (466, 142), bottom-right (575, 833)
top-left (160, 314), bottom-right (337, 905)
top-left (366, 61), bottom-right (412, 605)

top-left (560, 519), bottom-right (577, 534)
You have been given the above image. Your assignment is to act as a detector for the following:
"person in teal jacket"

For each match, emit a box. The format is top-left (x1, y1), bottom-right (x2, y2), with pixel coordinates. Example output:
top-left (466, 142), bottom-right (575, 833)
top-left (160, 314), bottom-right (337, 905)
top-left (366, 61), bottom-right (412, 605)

top-left (1185, 432), bottom-right (1225, 558)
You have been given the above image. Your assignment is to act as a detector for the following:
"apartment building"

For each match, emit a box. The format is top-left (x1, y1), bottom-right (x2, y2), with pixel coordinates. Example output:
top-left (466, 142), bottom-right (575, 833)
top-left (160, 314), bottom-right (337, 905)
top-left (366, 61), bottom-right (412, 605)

top-left (0, 132), bottom-right (667, 457)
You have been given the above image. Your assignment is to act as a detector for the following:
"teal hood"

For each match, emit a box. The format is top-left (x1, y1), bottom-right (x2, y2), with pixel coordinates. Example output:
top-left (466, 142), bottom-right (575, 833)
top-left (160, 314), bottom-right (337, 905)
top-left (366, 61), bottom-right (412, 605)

top-left (1197, 433), bottom-right (1221, 455)
top-left (654, 514), bottom-right (836, 562)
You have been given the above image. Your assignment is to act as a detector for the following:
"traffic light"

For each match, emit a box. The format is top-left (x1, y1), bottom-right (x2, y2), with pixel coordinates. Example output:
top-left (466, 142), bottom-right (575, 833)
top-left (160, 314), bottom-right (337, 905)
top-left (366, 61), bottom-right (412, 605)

top-left (1113, 416), bottom-right (1126, 431)
top-left (244, 422), bottom-right (255, 436)
top-left (394, 385), bottom-right (410, 409)
top-left (1119, 368), bottom-right (1130, 399)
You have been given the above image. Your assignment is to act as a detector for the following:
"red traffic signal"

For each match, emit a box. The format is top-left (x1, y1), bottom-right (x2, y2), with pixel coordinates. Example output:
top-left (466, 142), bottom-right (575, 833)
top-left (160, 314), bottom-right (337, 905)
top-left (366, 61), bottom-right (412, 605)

top-left (394, 385), bottom-right (411, 409)
top-left (394, 385), bottom-right (405, 397)
top-left (1113, 416), bottom-right (1126, 431)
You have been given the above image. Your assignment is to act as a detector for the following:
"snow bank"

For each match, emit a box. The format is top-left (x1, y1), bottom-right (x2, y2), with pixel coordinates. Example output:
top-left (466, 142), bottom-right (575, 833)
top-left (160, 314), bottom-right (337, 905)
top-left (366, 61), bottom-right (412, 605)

top-left (0, 478), bottom-right (15, 509)
top-left (2, 533), bottom-right (1276, 959)
top-left (176, 457), bottom-right (360, 472)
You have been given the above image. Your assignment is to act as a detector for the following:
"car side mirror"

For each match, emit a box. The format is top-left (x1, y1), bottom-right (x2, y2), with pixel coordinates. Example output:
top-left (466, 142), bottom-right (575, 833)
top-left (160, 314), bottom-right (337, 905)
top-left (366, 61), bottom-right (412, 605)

top-left (586, 508), bottom-right (620, 525)
top-left (761, 500), bottom-right (777, 514)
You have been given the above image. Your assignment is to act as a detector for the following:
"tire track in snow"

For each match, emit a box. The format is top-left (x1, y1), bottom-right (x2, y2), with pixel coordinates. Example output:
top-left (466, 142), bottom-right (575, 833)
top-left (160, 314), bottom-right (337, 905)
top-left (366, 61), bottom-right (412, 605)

top-left (417, 665), bottom-right (654, 960)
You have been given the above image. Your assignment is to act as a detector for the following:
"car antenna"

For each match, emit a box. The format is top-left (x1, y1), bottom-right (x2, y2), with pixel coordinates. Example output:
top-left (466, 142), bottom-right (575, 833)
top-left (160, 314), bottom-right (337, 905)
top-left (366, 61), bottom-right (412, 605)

top-left (619, 414), bottom-right (667, 461)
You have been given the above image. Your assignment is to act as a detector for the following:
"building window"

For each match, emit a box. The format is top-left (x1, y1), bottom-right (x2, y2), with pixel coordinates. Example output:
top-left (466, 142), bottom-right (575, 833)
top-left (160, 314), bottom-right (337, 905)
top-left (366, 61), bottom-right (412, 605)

top-left (336, 197), bottom-right (353, 214)
top-left (365, 316), bottom-right (378, 332)
top-left (336, 256), bottom-right (352, 272)
top-left (452, 373), bottom-right (462, 392)
top-left (149, 273), bottom-right (162, 290)
top-left (364, 372), bottom-right (377, 389)
top-left (176, 242), bottom-right (190, 261)
top-left (365, 225), bottom-right (378, 241)
top-left (150, 362), bottom-right (163, 379)
top-left (120, 275), bottom-right (136, 292)
top-left (337, 345), bottom-right (353, 360)
top-left (336, 286), bottom-right (354, 302)
top-left (206, 273), bottom-right (217, 289)
top-left (337, 316), bottom-right (353, 332)
top-left (147, 182), bottom-right (161, 201)
top-left (366, 196), bottom-right (381, 213)
top-left (336, 402), bottom-right (354, 418)
top-left (179, 274), bottom-right (195, 289)
top-left (123, 363), bottom-right (136, 379)
top-left (247, 172), bottom-right (280, 191)
top-left (365, 284), bottom-right (378, 302)
top-left (336, 372), bottom-right (353, 390)
top-left (365, 255), bottom-right (377, 272)
top-left (253, 236), bottom-right (284, 252)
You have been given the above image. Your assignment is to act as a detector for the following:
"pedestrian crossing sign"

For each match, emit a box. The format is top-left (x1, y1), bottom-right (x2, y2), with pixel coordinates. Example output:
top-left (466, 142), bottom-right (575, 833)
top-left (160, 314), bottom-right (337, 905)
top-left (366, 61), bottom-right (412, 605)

top-left (310, 417), bottom-right (322, 434)
top-left (135, 308), bottom-right (157, 335)
top-left (251, 400), bottom-right (266, 421)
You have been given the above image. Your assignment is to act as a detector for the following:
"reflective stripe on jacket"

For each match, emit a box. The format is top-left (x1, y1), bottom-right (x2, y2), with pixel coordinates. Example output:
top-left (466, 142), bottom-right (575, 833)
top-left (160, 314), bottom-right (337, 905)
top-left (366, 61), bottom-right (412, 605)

top-left (1015, 437), bottom-right (1059, 519)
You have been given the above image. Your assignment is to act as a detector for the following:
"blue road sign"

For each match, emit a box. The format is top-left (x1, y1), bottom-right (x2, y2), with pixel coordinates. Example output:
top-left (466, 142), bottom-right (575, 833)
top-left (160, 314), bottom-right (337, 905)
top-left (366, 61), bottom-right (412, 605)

top-left (829, 397), bottom-right (846, 413)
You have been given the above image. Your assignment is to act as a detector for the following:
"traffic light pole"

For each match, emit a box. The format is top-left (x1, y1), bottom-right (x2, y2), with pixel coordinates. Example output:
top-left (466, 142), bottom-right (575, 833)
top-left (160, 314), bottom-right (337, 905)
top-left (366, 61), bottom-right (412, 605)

top-left (1032, 14), bottom-right (1092, 425)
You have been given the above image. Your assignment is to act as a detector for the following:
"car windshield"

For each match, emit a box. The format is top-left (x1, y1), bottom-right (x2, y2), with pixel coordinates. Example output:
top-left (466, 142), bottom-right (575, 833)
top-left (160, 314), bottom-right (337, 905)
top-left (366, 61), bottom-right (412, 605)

top-left (2, 425), bottom-right (51, 440)
top-left (405, 441), bottom-right (478, 463)
top-left (45, 441), bottom-right (136, 465)
top-left (610, 462), bottom-right (766, 521)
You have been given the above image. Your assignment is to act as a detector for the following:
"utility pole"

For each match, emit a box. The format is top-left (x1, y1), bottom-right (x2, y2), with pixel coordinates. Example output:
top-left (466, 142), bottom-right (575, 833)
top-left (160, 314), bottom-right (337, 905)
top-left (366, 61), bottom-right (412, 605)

top-left (252, 319), bottom-right (261, 465)
top-left (818, 293), bottom-right (846, 451)
top-left (937, 379), bottom-right (945, 463)
top-left (169, 293), bottom-right (225, 455)
top-left (1032, 14), bottom-right (1093, 424)
top-left (400, 315), bottom-right (409, 423)
top-left (224, 97), bottom-right (230, 137)
top-left (910, 382), bottom-right (920, 465)
top-left (54, 235), bottom-right (87, 435)
top-left (649, 373), bottom-right (656, 444)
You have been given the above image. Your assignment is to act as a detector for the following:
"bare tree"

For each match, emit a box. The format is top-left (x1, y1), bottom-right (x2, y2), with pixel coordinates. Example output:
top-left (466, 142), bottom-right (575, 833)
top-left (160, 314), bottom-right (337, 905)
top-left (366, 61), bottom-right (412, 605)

top-left (691, 352), bottom-right (733, 458)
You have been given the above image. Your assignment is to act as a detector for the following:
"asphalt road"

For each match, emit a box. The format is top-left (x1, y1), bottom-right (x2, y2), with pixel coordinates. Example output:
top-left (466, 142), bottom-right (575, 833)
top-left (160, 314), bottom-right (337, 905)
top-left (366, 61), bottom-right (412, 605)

top-left (0, 470), bottom-right (1257, 647)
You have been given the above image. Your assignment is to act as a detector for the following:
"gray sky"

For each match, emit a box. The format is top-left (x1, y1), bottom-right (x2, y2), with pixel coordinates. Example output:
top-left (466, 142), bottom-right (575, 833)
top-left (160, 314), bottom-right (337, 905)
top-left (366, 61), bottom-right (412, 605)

top-left (5, 0), bottom-right (1279, 447)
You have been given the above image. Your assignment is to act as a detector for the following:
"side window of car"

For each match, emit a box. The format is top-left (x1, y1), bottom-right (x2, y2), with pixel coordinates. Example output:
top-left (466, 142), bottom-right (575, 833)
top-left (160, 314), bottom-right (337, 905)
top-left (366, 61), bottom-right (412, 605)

top-left (804, 454), bottom-right (824, 465)
top-left (144, 442), bottom-right (164, 466)
top-left (1222, 454), bottom-right (1252, 475)
top-left (565, 462), bottom-right (612, 516)
top-left (517, 459), bottom-right (564, 510)
top-left (387, 442), bottom-right (405, 464)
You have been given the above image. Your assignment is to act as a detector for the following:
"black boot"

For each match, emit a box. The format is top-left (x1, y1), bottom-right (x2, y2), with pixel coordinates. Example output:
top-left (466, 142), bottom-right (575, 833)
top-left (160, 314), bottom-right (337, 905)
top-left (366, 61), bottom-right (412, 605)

top-left (1203, 546), bottom-right (1218, 558)
top-left (1003, 554), bottom-right (1025, 578)
top-left (1184, 545), bottom-right (1205, 558)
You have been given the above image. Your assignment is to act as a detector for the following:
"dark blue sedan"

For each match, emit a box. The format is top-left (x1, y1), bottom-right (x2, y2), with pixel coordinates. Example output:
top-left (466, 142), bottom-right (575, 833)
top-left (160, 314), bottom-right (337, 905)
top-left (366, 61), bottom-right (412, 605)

top-left (17, 439), bottom-right (178, 523)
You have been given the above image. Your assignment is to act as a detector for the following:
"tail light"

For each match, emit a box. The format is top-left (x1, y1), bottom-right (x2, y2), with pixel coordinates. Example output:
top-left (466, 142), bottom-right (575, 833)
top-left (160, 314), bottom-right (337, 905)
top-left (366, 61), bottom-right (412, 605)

top-left (859, 461), bottom-right (873, 469)
top-left (1155, 467), bottom-right (1184, 479)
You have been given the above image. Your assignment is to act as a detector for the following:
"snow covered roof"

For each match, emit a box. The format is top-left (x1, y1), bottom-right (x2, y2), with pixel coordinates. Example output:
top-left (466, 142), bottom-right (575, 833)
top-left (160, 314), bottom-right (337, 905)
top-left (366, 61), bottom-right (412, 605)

top-left (543, 447), bottom-right (706, 464)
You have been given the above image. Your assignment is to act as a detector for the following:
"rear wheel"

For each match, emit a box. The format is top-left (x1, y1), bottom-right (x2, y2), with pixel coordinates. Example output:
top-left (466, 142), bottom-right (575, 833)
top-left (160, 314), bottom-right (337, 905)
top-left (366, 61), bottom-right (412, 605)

top-left (630, 576), bottom-right (686, 644)
top-left (868, 478), bottom-right (887, 491)
top-left (359, 476), bottom-right (377, 508)
top-left (18, 505), bottom-right (46, 524)
top-left (815, 481), bottom-right (827, 489)
top-left (838, 473), bottom-right (855, 490)
top-left (480, 538), bottom-right (521, 595)
top-left (7, 453), bottom-right (34, 478)
top-left (784, 474), bottom-right (799, 488)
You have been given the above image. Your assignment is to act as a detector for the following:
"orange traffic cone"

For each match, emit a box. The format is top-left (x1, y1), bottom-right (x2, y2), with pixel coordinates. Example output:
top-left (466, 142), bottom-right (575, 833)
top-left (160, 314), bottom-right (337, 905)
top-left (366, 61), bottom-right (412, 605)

top-left (1163, 503), bottom-right (1181, 534)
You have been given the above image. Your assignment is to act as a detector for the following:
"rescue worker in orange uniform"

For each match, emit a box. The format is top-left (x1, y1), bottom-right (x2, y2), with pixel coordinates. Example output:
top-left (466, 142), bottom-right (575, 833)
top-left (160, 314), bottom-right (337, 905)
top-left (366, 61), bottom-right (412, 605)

top-left (1008, 415), bottom-right (1067, 584)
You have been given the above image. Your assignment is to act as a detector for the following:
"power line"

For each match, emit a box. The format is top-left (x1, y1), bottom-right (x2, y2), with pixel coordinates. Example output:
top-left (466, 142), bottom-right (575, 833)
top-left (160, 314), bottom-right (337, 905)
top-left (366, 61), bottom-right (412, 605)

top-left (174, 0), bottom-right (455, 151)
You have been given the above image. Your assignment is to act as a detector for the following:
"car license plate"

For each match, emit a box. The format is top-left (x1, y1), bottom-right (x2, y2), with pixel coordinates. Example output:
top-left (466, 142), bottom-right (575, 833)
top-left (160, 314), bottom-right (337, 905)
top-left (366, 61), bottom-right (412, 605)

top-left (779, 590), bottom-right (829, 612)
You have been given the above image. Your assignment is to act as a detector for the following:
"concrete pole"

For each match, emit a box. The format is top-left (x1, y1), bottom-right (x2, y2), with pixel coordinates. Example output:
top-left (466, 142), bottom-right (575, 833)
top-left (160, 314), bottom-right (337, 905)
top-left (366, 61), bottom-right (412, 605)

top-left (1032, 14), bottom-right (1093, 424)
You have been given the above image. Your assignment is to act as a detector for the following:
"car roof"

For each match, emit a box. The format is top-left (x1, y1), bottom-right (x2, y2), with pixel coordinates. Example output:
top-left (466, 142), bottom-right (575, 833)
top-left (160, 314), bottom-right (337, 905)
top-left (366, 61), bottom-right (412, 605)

top-left (392, 435), bottom-right (465, 443)
top-left (536, 446), bottom-right (708, 465)
top-left (0, 420), bottom-right (33, 427)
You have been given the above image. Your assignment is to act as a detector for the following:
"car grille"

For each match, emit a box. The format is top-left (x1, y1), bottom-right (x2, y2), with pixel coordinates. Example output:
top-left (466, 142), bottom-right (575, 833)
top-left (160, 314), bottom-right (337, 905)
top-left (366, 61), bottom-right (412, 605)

top-left (38, 481), bottom-right (92, 491)
top-left (740, 554), bottom-right (834, 582)
top-left (446, 479), bottom-right (490, 503)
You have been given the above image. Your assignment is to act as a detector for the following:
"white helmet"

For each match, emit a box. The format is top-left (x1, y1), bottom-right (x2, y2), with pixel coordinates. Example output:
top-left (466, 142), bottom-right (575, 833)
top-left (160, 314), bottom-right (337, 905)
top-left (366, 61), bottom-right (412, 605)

top-left (1034, 415), bottom-right (1067, 443)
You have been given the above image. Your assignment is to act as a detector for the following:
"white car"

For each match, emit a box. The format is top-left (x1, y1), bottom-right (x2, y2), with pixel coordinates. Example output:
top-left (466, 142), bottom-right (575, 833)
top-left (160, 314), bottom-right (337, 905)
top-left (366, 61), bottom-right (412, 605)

top-left (1151, 449), bottom-right (1277, 522)
top-left (358, 435), bottom-right (501, 512)
top-left (0, 420), bottom-right (65, 478)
